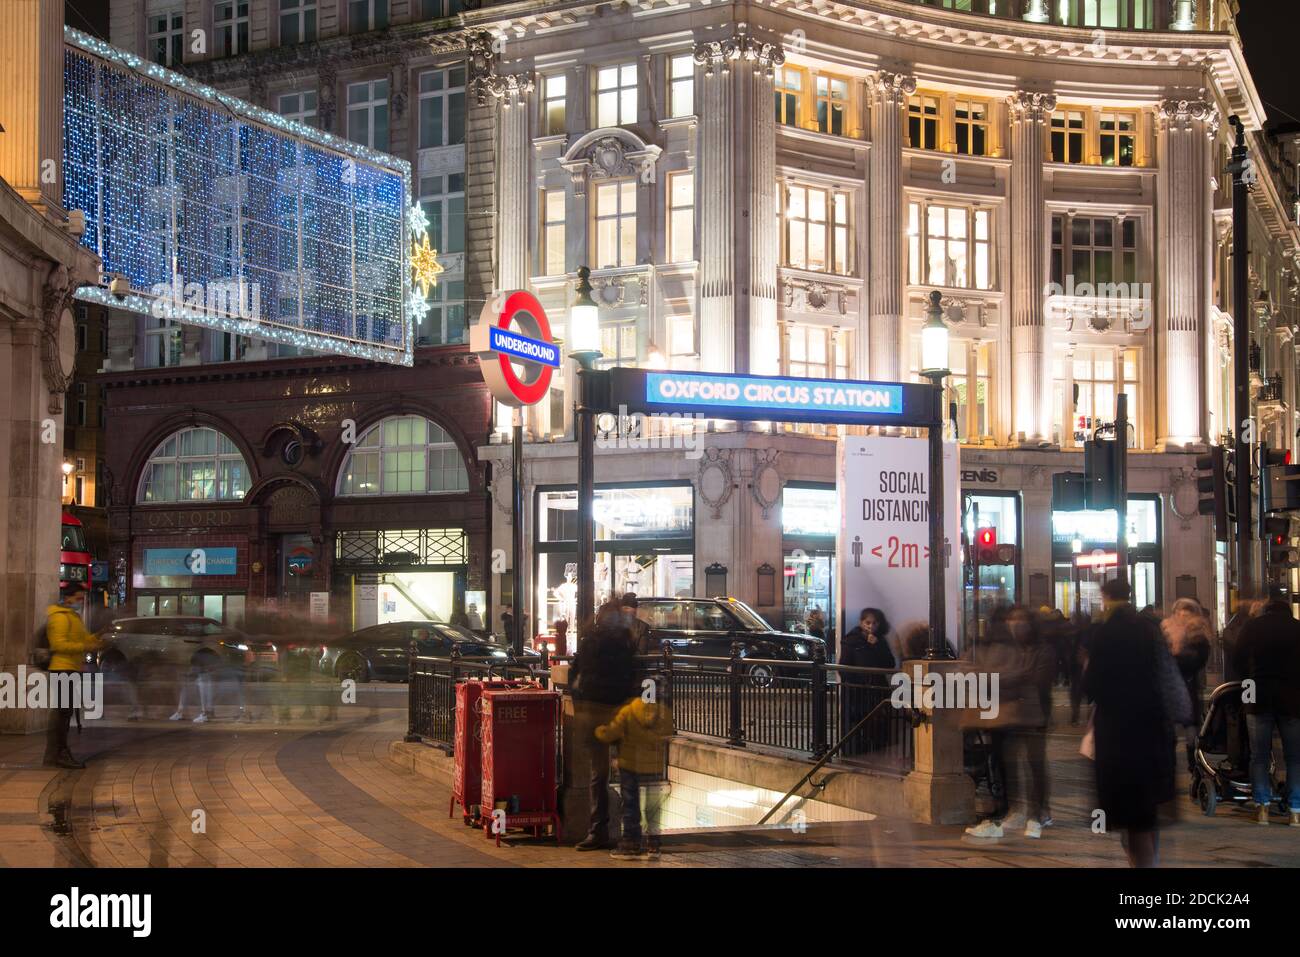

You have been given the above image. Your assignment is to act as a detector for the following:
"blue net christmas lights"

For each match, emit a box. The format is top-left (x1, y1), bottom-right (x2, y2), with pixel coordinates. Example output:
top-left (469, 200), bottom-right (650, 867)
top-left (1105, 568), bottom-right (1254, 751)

top-left (62, 27), bottom-right (414, 366)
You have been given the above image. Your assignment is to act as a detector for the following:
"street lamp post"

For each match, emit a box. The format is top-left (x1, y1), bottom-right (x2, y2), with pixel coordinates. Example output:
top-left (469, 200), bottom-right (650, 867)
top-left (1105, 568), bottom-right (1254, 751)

top-left (568, 266), bottom-right (603, 628)
top-left (920, 290), bottom-right (952, 659)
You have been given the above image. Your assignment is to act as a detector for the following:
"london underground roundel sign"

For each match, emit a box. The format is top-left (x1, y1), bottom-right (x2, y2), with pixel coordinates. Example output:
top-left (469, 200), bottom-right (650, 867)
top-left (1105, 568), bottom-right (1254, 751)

top-left (470, 290), bottom-right (559, 407)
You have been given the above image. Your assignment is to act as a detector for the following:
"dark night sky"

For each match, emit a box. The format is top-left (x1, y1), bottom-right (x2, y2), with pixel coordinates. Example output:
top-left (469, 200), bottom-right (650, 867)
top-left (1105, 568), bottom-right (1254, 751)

top-left (1236, 0), bottom-right (1300, 128)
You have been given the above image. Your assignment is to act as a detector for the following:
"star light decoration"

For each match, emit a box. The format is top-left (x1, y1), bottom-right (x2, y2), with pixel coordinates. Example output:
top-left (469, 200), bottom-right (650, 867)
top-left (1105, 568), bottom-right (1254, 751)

top-left (409, 212), bottom-right (444, 299)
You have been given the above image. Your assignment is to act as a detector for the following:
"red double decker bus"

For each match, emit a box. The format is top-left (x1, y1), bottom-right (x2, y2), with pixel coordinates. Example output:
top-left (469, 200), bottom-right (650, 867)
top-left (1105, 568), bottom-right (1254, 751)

top-left (60, 512), bottom-right (93, 607)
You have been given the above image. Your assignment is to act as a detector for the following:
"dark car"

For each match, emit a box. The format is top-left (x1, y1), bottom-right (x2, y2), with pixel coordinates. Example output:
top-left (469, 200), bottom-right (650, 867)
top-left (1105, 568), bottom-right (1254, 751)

top-left (319, 620), bottom-right (538, 682)
top-left (633, 597), bottom-right (826, 686)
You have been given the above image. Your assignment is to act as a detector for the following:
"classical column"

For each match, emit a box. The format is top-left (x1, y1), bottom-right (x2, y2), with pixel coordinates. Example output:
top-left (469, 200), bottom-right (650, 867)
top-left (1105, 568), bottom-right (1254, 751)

top-left (734, 30), bottom-right (783, 376)
top-left (493, 77), bottom-right (534, 291)
top-left (693, 37), bottom-right (738, 373)
top-left (1156, 95), bottom-right (1218, 449)
top-left (1007, 90), bottom-right (1056, 445)
top-left (867, 71), bottom-right (915, 381)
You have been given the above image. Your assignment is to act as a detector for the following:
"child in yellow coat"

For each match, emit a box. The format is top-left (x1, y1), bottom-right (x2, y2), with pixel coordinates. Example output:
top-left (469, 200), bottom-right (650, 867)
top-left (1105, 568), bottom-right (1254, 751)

top-left (596, 695), bottom-right (674, 859)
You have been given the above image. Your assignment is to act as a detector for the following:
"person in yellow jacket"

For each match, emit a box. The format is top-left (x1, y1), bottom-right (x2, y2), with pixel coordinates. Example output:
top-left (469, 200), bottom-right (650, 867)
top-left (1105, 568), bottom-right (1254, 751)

top-left (595, 695), bottom-right (674, 859)
top-left (44, 584), bottom-right (102, 769)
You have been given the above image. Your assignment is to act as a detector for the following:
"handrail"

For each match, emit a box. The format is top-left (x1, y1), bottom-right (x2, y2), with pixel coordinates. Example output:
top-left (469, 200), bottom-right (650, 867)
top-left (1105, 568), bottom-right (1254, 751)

top-left (755, 697), bottom-right (914, 827)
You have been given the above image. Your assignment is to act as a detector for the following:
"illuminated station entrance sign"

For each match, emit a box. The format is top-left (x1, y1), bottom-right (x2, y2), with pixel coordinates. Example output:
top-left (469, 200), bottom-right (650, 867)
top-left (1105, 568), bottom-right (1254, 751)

top-left (600, 368), bottom-right (939, 428)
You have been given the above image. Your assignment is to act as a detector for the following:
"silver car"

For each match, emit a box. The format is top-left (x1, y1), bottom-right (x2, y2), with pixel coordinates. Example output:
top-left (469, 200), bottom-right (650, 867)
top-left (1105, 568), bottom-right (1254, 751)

top-left (97, 616), bottom-right (278, 676)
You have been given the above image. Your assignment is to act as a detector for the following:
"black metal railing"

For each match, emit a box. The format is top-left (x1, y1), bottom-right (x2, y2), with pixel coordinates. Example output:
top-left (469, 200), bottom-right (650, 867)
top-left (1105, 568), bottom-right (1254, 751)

top-left (639, 644), bottom-right (913, 771)
top-left (405, 650), bottom-right (545, 749)
top-left (405, 643), bottom-right (913, 772)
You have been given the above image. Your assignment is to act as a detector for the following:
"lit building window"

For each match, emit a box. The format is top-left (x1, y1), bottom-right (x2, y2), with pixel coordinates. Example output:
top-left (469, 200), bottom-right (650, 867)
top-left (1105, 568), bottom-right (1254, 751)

top-left (596, 64), bottom-right (638, 127)
top-left (908, 94), bottom-right (941, 150)
top-left (669, 55), bottom-right (695, 118)
top-left (418, 171), bottom-right (464, 250)
top-left (598, 322), bottom-right (638, 370)
top-left (1099, 112), bottom-right (1137, 167)
top-left (214, 2), bottom-right (249, 58)
top-left (1050, 215), bottom-right (1140, 287)
top-left (420, 280), bottom-right (466, 346)
top-left (142, 316), bottom-right (183, 369)
top-left (594, 180), bottom-right (636, 269)
top-left (668, 314), bottom-right (697, 370)
top-left (338, 416), bottom-right (468, 496)
top-left (907, 200), bottom-right (993, 290)
top-left (783, 184), bottom-right (851, 275)
top-left (815, 75), bottom-right (850, 136)
top-left (1052, 347), bottom-right (1140, 448)
top-left (774, 66), bottom-right (803, 128)
top-left (543, 74), bottom-right (567, 135)
top-left (279, 0), bottom-right (317, 46)
top-left (139, 427), bottom-right (248, 503)
top-left (668, 171), bottom-right (694, 263)
top-left (784, 324), bottom-right (849, 380)
top-left (349, 0), bottom-right (389, 33)
top-left (278, 90), bottom-right (317, 127)
top-left (347, 79), bottom-right (389, 150)
top-left (1050, 110), bottom-right (1087, 164)
top-left (954, 99), bottom-right (989, 156)
top-left (542, 189), bottom-right (566, 276)
top-left (418, 68), bottom-right (466, 149)
top-left (148, 10), bottom-right (184, 67)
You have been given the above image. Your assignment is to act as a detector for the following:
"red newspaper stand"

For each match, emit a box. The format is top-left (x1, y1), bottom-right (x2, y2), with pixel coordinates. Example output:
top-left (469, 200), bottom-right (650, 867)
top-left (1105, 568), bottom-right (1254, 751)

top-left (479, 687), bottom-right (561, 845)
top-left (451, 679), bottom-right (535, 824)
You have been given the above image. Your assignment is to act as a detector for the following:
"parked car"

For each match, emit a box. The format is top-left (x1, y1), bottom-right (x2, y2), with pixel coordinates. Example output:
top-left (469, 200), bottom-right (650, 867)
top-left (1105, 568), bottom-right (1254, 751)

top-left (319, 620), bottom-right (539, 683)
top-left (633, 597), bottom-right (826, 687)
top-left (96, 617), bottom-right (279, 677)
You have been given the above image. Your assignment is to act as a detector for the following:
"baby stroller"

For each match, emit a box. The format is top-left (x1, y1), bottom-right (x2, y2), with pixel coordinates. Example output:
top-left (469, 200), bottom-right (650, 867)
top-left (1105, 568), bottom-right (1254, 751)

top-left (1190, 681), bottom-right (1285, 816)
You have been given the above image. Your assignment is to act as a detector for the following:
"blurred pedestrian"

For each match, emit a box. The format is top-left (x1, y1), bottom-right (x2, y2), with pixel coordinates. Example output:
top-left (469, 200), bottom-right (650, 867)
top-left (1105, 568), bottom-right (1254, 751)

top-left (806, 607), bottom-right (831, 661)
top-left (841, 608), bottom-right (896, 669)
top-left (1222, 596), bottom-right (1265, 683)
top-left (1163, 597), bottom-right (1212, 772)
top-left (570, 600), bottom-right (638, 851)
top-left (1084, 577), bottom-right (1177, 867)
top-left (1233, 598), bottom-right (1300, 826)
top-left (596, 692), bottom-right (674, 859)
top-left (620, 593), bottom-right (653, 656)
top-left (964, 604), bottom-right (1055, 839)
top-left (43, 584), bottom-right (102, 769)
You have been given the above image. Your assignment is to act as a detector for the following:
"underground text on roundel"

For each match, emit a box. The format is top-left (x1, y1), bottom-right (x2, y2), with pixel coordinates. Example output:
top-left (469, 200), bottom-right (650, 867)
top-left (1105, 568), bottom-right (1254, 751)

top-left (645, 373), bottom-right (903, 415)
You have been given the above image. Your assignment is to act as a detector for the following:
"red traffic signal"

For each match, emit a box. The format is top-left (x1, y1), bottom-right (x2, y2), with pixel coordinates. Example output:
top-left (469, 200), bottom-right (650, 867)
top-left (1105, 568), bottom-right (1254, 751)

top-left (974, 527), bottom-right (998, 563)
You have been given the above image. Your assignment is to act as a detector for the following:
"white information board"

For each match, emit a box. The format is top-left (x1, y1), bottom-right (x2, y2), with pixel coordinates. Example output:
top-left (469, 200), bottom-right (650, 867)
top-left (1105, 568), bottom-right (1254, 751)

top-left (837, 436), bottom-right (961, 656)
top-left (310, 592), bottom-right (330, 624)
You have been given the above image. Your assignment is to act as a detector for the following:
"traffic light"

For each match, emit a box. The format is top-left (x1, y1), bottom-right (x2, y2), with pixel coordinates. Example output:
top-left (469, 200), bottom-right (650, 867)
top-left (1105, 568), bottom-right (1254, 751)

top-left (1260, 445), bottom-right (1300, 515)
top-left (975, 527), bottom-right (997, 564)
top-left (1195, 446), bottom-right (1229, 542)
top-left (1084, 437), bottom-right (1119, 509)
top-left (1265, 516), bottom-right (1294, 568)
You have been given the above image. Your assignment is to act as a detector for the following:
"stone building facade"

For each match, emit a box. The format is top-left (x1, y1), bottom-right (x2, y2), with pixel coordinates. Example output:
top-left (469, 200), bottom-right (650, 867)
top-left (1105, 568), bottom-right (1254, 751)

top-left (95, 0), bottom-right (1300, 644)
top-left (1, 0), bottom-right (103, 730)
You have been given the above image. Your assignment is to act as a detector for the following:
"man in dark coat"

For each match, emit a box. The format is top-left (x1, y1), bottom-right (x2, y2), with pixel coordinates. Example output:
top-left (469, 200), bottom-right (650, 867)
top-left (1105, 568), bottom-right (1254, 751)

top-left (1084, 577), bottom-right (1174, 867)
top-left (570, 602), bottom-right (638, 850)
top-left (1233, 599), bottom-right (1300, 825)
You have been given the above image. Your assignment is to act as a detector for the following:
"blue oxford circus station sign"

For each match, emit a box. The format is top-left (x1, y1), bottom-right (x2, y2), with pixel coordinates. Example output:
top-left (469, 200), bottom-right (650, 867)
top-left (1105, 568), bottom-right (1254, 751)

top-left (598, 368), bottom-right (940, 428)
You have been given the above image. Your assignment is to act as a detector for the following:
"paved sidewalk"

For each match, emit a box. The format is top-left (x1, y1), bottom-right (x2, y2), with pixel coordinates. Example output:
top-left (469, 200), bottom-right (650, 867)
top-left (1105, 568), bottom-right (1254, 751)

top-left (0, 704), bottom-right (1296, 868)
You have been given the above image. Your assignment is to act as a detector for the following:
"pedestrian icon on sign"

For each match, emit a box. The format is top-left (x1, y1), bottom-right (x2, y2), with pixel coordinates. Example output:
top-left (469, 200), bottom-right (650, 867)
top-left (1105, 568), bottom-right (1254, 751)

top-left (852, 535), bottom-right (863, 568)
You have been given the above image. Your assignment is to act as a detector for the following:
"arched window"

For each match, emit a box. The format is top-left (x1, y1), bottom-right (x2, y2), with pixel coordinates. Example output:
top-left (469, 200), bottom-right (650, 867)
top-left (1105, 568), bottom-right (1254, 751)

top-left (337, 415), bottom-right (469, 496)
top-left (138, 427), bottom-right (248, 503)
